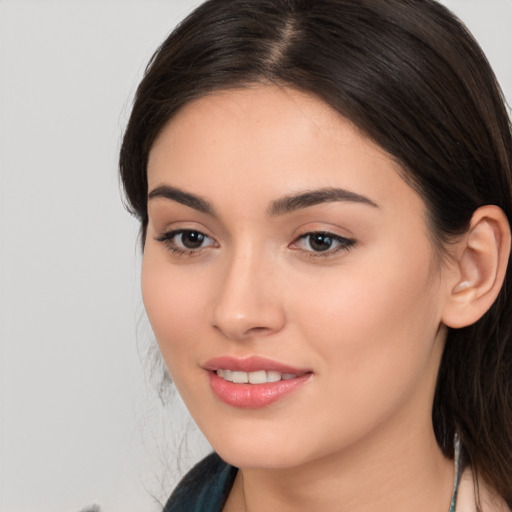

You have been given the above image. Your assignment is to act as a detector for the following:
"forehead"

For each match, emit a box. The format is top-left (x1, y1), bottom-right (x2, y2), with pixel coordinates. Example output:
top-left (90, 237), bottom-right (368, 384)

top-left (147, 85), bottom-right (423, 218)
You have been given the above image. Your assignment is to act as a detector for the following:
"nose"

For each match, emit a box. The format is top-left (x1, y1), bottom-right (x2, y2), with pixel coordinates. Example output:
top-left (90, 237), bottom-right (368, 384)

top-left (211, 246), bottom-right (286, 341)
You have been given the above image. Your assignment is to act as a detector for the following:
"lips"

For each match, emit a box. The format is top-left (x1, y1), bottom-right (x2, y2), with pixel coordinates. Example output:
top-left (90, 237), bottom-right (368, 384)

top-left (203, 355), bottom-right (310, 374)
top-left (204, 356), bottom-right (312, 408)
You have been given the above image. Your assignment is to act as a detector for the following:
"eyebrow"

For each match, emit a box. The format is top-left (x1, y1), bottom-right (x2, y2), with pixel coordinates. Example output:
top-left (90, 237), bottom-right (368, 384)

top-left (147, 184), bottom-right (379, 217)
top-left (267, 187), bottom-right (379, 216)
top-left (148, 185), bottom-right (216, 216)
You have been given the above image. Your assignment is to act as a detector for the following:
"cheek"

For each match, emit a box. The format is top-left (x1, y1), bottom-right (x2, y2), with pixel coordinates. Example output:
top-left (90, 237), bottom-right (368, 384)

top-left (141, 251), bottom-right (208, 373)
top-left (291, 245), bottom-right (442, 389)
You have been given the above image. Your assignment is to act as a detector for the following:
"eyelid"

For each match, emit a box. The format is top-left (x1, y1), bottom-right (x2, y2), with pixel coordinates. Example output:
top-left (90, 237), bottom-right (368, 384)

top-left (292, 221), bottom-right (354, 238)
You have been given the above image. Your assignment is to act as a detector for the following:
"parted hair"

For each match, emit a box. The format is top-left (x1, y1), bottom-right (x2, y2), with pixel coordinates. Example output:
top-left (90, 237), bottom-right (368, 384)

top-left (120, 0), bottom-right (512, 505)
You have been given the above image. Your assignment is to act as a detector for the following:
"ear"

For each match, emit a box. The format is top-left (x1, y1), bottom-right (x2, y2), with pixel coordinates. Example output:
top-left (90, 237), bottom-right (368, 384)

top-left (441, 205), bottom-right (511, 329)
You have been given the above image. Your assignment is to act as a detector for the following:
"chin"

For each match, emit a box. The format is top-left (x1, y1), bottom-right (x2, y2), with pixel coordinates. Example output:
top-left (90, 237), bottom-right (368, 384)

top-left (215, 446), bottom-right (303, 470)
top-left (205, 427), bottom-right (323, 471)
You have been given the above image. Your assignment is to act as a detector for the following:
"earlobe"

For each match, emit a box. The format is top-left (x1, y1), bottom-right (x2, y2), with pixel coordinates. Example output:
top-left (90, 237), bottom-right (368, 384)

top-left (442, 205), bottom-right (511, 329)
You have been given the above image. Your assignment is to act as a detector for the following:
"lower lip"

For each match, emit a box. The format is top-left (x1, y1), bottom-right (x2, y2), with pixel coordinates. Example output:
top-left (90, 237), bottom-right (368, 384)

top-left (208, 371), bottom-right (311, 409)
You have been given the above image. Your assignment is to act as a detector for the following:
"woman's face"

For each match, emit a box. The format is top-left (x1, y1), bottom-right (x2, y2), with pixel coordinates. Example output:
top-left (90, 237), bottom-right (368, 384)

top-left (143, 86), bottom-right (451, 469)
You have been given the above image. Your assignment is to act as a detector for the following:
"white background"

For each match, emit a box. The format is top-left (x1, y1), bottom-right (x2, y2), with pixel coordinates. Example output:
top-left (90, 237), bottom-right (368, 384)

top-left (0, 1), bottom-right (510, 511)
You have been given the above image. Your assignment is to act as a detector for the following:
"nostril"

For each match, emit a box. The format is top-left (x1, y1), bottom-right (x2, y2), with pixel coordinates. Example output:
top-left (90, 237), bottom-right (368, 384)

top-left (213, 323), bottom-right (272, 339)
top-left (248, 326), bottom-right (271, 334)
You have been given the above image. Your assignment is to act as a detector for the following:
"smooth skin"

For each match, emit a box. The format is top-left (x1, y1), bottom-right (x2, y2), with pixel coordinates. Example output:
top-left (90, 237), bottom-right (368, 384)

top-left (142, 86), bottom-right (510, 512)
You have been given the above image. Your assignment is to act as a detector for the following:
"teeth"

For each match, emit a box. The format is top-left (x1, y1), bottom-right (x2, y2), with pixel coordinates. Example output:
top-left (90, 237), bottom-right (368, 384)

top-left (217, 369), bottom-right (233, 381)
top-left (248, 370), bottom-right (267, 384)
top-left (216, 369), bottom-right (298, 384)
top-left (267, 370), bottom-right (282, 382)
top-left (232, 371), bottom-right (249, 383)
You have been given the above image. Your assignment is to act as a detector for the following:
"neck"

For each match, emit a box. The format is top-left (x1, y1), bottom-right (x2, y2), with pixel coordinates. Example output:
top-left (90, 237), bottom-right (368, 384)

top-left (226, 423), bottom-right (454, 512)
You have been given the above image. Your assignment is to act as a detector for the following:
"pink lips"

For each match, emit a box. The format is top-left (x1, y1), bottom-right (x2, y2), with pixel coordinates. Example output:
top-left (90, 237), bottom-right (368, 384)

top-left (204, 356), bottom-right (312, 409)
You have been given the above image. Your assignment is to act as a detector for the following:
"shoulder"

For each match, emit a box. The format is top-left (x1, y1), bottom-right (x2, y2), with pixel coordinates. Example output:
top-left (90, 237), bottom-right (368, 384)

top-left (163, 452), bottom-right (238, 512)
top-left (456, 468), bottom-right (511, 512)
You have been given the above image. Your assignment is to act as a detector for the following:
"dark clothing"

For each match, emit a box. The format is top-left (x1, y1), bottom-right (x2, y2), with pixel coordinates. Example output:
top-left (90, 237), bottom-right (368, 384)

top-left (163, 453), bottom-right (237, 512)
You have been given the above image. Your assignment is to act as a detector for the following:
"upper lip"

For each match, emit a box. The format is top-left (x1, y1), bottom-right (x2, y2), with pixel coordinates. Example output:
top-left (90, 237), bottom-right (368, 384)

top-left (203, 355), bottom-right (311, 374)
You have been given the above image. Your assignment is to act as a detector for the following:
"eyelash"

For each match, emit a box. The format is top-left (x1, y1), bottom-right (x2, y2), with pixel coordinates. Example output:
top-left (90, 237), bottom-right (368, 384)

top-left (292, 231), bottom-right (356, 258)
top-left (155, 229), bottom-right (217, 256)
top-left (154, 229), bottom-right (356, 258)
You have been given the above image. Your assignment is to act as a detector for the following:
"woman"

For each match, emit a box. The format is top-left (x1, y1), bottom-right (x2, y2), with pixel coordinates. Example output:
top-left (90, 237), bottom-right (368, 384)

top-left (120, 0), bottom-right (512, 510)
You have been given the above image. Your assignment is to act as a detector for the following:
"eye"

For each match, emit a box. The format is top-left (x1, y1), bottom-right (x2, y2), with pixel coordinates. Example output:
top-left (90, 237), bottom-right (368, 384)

top-left (291, 231), bottom-right (355, 255)
top-left (155, 229), bottom-right (217, 255)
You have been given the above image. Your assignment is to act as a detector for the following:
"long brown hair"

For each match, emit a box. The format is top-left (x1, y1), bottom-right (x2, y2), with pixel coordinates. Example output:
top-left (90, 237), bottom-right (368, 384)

top-left (120, 0), bottom-right (512, 504)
